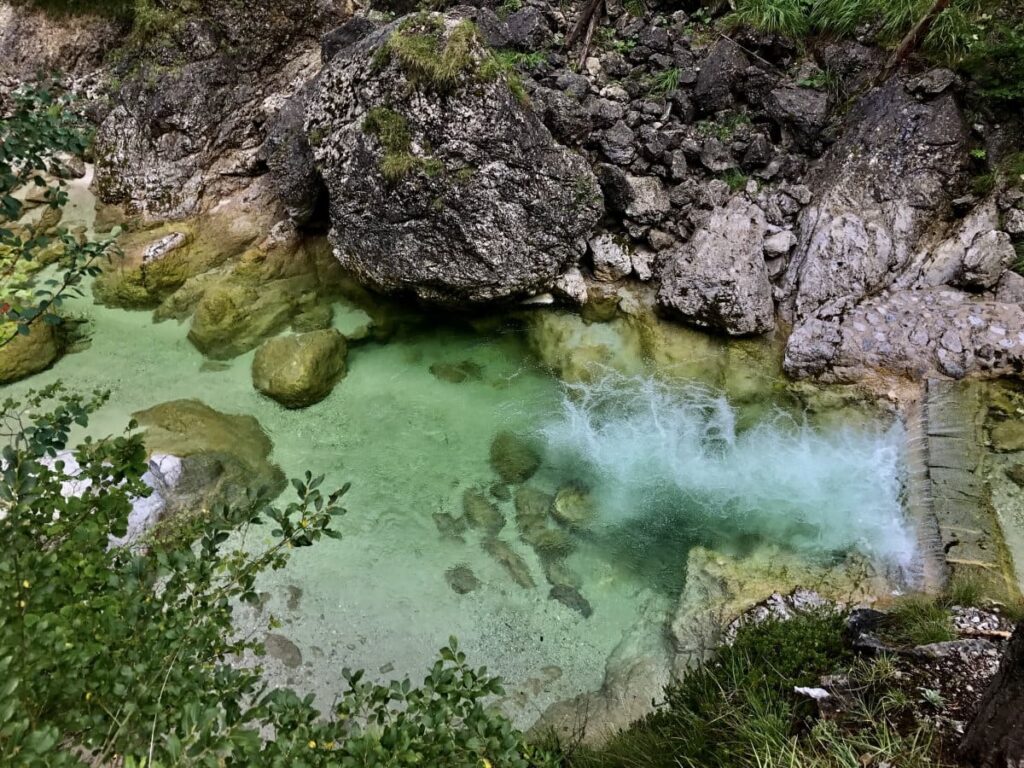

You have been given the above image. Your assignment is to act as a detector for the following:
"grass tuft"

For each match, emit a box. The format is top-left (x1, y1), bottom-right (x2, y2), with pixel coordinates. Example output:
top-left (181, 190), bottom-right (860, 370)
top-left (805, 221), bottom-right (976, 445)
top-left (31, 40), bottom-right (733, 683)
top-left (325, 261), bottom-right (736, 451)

top-left (883, 595), bottom-right (955, 647)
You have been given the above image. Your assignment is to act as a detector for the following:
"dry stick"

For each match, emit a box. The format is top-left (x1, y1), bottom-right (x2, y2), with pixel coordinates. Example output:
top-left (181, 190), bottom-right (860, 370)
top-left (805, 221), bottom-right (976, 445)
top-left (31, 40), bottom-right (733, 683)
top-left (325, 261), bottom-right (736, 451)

top-left (566, 0), bottom-right (604, 66)
top-left (878, 0), bottom-right (953, 83)
top-left (578, 2), bottom-right (605, 69)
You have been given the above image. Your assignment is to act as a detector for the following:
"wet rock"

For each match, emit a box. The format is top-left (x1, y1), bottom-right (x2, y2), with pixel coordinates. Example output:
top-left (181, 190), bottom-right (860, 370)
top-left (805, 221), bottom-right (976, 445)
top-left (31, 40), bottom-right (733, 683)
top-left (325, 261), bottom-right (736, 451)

top-left (543, 557), bottom-right (583, 590)
top-left (549, 584), bottom-right (593, 618)
top-left (489, 431), bottom-right (541, 484)
top-left (433, 511), bottom-right (468, 541)
top-left (306, 13), bottom-right (602, 306)
top-left (1005, 464), bottom-right (1024, 487)
top-left (445, 564), bottom-right (481, 594)
top-left (590, 234), bottom-right (633, 282)
top-left (188, 279), bottom-right (304, 360)
top-left (463, 488), bottom-right (506, 534)
top-left (991, 421), bottom-right (1024, 453)
top-left (489, 482), bottom-right (511, 501)
top-left (430, 360), bottom-right (484, 383)
top-left (264, 633), bottom-right (303, 668)
top-left (521, 524), bottom-right (575, 559)
top-left (132, 399), bottom-right (285, 504)
top-left (0, 321), bottom-right (61, 384)
top-left (551, 485), bottom-right (596, 529)
top-left (482, 537), bottom-right (535, 589)
top-left (514, 486), bottom-right (554, 528)
top-left (252, 330), bottom-right (347, 409)
top-left (292, 304), bottom-right (334, 333)
top-left (658, 197), bottom-right (774, 335)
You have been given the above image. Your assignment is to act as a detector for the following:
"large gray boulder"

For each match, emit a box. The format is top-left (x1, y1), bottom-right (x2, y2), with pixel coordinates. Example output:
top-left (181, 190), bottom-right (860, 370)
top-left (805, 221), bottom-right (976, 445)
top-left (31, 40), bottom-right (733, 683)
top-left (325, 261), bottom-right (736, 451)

top-left (658, 197), bottom-right (774, 335)
top-left (305, 13), bottom-right (603, 306)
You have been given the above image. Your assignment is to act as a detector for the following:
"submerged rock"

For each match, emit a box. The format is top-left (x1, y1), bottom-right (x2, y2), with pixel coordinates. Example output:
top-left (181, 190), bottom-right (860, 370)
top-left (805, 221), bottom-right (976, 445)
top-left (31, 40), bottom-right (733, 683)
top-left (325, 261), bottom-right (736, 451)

top-left (462, 488), bottom-right (506, 534)
top-left (489, 431), bottom-right (541, 484)
top-left (549, 584), bottom-right (593, 618)
top-left (543, 557), bottom-right (583, 591)
top-left (0, 321), bottom-right (61, 384)
top-left (482, 537), bottom-right (535, 589)
top-left (430, 360), bottom-right (484, 384)
top-left (251, 330), bottom-right (347, 409)
top-left (514, 486), bottom-right (554, 528)
top-left (305, 12), bottom-right (603, 306)
top-left (445, 564), bottom-right (481, 594)
top-left (1005, 464), bottom-right (1024, 488)
top-left (432, 511), bottom-right (468, 541)
top-left (132, 399), bottom-right (285, 505)
top-left (264, 633), bottom-right (303, 668)
top-left (521, 524), bottom-right (575, 559)
top-left (551, 485), bottom-right (596, 529)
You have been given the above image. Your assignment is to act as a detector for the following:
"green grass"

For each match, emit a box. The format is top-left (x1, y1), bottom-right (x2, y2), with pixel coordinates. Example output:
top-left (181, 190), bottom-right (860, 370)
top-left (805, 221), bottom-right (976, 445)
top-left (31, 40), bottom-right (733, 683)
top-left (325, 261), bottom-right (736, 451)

top-left (722, 169), bottom-right (750, 191)
top-left (882, 595), bottom-right (956, 646)
top-left (648, 68), bottom-right (681, 97)
top-left (361, 106), bottom-right (444, 182)
top-left (374, 16), bottom-right (478, 92)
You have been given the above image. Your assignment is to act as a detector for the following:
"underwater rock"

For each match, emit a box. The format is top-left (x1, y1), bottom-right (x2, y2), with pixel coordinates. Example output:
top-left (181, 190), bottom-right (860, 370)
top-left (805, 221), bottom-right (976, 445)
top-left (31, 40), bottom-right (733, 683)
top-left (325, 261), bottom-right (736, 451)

top-left (292, 304), bottom-right (334, 333)
top-left (542, 557), bottom-right (584, 591)
top-left (251, 330), bottom-right (347, 409)
top-left (489, 482), bottom-right (511, 501)
top-left (482, 537), bottom-right (535, 589)
top-left (0, 321), bottom-right (61, 384)
top-left (514, 486), bottom-right (553, 529)
top-left (132, 399), bottom-right (285, 506)
top-left (306, 12), bottom-right (603, 306)
top-left (548, 584), bottom-right (593, 618)
top-left (429, 360), bottom-right (484, 384)
top-left (991, 421), bottom-right (1024, 453)
top-left (264, 633), bottom-right (303, 668)
top-left (551, 485), bottom-right (596, 529)
top-left (445, 565), bottom-right (481, 594)
top-left (489, 430), bottom-right (541, 484)
top-left (432, 511), bottom-right (468, 541)
top-left (521, 524), bottom-right (575, 559)
top-left (1005, 464), bottom-right (1024, 488)
top-left (462, 488), bottom-right (506, 535)
top-left (188, 279), bottom-right (306, 360)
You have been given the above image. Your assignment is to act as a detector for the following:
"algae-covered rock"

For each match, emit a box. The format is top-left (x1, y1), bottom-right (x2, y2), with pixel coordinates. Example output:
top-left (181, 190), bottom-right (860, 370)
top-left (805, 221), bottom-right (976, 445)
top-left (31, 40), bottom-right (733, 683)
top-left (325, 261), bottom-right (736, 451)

top-left (433, 511), bottom-right (468, 541)
top-left (292, 304), bottom-right (334, 332)
top-left (462, 488), bottom-right (506, 534)
top-left (1006, 464), bottom-right (1024, 488)
top-left (430, 360), bottom-right (484, 384)
top-left (188, 280), bottom-right (304, 360)
top-left (543, 557), bottom-right (583, 590)
top-left (0, 322), bottom-right (61, 384)
top-left (551, 485), bottom-right (596, 529)
top-left (445, 564), bottom-right (481, 594)
top-left (526, 311), bottom-right (644, 383)
top-left (514, 486), bottom-right (553, 528)
top-left (489, 430), bottom-right (541, 484)
top-left (252, 330), bottom-right (347, 409)
top-left (521, 524), bottom-right (574, 559)
top-left (549, 584), bottom-right (593, 618)
top-left (132, 399), bottom-right (285, 505)
top-left (991, 420), bottom-right (1024, 453)
top-left (482, 537), bottom-right (535, 589)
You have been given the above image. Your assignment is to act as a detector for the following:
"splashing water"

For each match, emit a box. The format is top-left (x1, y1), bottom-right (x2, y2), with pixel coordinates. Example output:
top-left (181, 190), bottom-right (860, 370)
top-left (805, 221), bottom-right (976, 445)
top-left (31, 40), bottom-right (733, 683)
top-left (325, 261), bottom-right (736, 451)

top-left (539, 373), bottom-right (916, 569)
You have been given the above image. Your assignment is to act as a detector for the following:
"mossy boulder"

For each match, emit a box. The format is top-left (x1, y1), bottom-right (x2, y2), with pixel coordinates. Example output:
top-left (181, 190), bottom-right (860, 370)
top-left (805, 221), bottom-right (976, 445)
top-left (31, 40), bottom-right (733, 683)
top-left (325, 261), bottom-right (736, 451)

top-left (489, 430), bottom-right (541, 484)
top-left (0, 322), bottom-right (61, 384)
top-left (514, 486), bottom-right (553, 528)
top-left (251, 330), bottom-right (348, 409)
top-left (132, 399), bottom-right (286, 507)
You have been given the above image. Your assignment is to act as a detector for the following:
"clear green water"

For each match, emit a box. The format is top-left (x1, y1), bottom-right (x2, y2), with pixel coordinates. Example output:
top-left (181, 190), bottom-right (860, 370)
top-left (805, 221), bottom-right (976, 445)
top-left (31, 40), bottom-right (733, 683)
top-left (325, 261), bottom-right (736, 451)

top-left (3, 173), bottom-right (912, 726)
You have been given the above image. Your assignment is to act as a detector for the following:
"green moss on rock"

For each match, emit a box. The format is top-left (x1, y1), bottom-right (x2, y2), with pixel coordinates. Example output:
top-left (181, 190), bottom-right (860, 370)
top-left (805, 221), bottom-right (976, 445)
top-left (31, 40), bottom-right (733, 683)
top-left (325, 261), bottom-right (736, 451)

top-left (251, 330), bottom-right (348, 409)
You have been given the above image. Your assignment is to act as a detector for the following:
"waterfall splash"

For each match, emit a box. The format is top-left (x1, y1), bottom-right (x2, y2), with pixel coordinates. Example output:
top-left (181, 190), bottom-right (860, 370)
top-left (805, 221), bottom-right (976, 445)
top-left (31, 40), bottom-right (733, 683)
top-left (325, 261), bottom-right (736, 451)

top-left (539, 373), bottom-right (916, 569)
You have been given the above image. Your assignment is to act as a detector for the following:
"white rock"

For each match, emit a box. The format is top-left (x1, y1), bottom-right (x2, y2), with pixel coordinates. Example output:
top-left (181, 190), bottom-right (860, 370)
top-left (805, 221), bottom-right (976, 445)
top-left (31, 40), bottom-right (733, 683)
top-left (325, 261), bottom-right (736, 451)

top-left (589, 234), bottom-right (633, 282)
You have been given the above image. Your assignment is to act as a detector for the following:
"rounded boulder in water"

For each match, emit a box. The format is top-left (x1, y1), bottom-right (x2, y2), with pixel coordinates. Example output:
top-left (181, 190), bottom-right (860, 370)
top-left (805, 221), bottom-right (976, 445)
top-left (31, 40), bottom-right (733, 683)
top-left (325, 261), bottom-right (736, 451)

top-left (489, 430), bottom-right (541, 484)
top-left (251, 329), bottom-right (347, 409)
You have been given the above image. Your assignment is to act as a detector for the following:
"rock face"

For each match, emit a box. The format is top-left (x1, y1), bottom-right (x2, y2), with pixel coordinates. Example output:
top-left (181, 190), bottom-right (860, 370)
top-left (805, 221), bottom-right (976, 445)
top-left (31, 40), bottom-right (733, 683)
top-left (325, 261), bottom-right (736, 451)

top-left (0, 322), bottom-right (61, 384)
top-left (251, 330), bottom-right (347, 408)
top-left (305, 13), bottom-right (603, 306)
top-left (93, 0), bottom-right (343, 218)
top-left (0, 2), bottom-right (120, 79)
top-left (658, 197), bottom-right (774, 335)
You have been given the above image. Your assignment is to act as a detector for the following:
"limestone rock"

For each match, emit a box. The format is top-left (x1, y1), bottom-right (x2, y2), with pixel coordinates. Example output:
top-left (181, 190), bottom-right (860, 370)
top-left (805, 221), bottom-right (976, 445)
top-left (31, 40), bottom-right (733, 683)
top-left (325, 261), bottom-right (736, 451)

top-left (765, 86), bottom-right (830, 146)
top-left (551, 485), bottom-right (596, 529)
top-left (912, 201), bottom-right (1014, 291)
top-left (694, 39), bottom-right (748, 114)
top-left (589, 234), bottom-right (632, 282)
top-left (305, 13), bottom-right (603, 306)
top-left (463, 488), bottom-right (506, 534)
top-left (658, 197), bottom-right (774, 335)
top-left (252, 330), bottom-right (347, 409)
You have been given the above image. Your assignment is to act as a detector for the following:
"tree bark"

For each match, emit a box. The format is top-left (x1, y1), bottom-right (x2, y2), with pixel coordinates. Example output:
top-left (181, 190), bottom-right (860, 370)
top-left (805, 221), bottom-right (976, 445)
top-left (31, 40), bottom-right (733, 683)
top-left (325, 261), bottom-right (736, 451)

top-left (961, 619), bottom-right (1024, 767)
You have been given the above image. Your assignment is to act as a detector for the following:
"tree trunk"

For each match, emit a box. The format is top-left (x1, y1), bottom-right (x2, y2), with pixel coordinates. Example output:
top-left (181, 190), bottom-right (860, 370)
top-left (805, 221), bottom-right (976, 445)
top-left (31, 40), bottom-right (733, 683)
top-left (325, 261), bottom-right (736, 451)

top-left (878, 0), bottom-right (952, 82)
top-left (961, 619), bottom-right (1024, 767)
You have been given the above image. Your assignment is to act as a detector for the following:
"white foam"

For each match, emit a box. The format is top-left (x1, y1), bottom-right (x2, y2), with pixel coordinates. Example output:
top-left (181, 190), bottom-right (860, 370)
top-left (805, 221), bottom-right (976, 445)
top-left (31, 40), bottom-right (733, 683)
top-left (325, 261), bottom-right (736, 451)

top-left (539, 372), bottom-right (916, 568)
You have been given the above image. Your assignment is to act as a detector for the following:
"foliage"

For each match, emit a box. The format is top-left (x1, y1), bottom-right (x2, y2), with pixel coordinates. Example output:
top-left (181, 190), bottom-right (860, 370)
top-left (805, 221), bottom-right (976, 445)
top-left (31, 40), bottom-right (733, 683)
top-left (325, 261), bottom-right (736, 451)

top-left (881, 595), bottom-right (956, 646)
top-left (374, 16), bottom-right (479, 93)
top-left (361, 107), bottom-right (444, 182)
top-left (647, 67), bottom-right (681, 97)
top-left (960, 11), bottom-right (1024, 104)
top-left (0, 84), bottom-right (119, 350)
top-left (0, 384), bottom-right (557, 766)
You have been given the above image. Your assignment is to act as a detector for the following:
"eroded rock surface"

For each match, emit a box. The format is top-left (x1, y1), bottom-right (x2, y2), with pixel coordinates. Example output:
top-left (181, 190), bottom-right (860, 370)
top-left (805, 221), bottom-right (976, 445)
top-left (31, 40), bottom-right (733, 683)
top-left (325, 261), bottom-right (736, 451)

top-left (305, 13), bottom-right (603, 306)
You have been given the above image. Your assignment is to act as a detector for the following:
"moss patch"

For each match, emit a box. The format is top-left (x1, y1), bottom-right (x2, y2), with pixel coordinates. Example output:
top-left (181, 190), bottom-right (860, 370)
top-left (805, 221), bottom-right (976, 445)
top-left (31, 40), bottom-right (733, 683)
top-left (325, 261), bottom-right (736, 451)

top-left (362, 106), bottom-right (444, 183)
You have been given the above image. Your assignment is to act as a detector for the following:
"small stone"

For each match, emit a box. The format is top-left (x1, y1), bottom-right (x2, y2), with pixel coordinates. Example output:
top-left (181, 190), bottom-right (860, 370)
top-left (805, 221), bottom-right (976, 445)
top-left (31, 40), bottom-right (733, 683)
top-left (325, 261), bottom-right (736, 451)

top-left (549, 584), bottom-right (593, 618)
top-left (251, 330), bottom-right (347, 409)
top-left (445, 565), bottom-right (481, 594)
top-left (264, 633), bottom-right (303, 668)
top-left (763, 230), bottom-right (796, 256)
top-left (463, 488), bottom-right (506, 534)
top-left (551, 485), bottom-right (596, 529)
